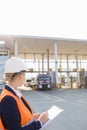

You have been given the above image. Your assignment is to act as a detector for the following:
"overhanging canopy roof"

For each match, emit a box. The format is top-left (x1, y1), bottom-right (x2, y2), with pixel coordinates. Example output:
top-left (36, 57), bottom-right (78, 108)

top-left (0, 34), bottom-right (87, 60)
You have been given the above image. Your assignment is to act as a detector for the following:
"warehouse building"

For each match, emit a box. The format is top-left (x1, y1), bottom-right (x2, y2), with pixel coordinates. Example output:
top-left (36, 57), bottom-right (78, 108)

top-left (0, 34), bottom-right (87, 89)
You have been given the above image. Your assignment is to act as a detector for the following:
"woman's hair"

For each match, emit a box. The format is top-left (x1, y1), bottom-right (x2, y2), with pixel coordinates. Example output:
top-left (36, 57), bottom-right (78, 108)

top-left (4, 71), bottom-right (25, 83)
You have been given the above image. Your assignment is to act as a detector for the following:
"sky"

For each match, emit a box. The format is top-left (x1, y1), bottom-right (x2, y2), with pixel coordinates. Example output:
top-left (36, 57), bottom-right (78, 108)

top-left (0, 0), bottom-right (87, 40)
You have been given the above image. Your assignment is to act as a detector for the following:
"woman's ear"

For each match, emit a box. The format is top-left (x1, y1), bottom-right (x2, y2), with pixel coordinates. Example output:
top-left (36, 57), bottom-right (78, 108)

top-left (18, 74), bottom-right (22, 80)
top-left (14, 74), bottom-right (21, 81)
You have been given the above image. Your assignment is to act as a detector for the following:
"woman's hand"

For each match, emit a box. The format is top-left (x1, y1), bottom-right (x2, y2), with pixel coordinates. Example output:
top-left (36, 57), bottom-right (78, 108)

top-left (38, 112), bottom-right (49, 125)
top-left (33, 113), bottom-right (41, 121)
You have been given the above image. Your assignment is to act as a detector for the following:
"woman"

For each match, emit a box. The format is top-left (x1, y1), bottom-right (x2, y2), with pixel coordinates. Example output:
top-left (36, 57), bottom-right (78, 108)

top-left (0, 57), bottom-right (49, 130)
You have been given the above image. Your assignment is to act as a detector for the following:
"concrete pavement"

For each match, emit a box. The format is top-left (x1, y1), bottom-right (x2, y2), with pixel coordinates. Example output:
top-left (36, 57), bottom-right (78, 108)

top-left (20, 88), bottom-right (87, 130)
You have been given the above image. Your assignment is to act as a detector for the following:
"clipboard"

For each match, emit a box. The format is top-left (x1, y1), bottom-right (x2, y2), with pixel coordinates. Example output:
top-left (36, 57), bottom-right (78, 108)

top-left (39, 106), bottom-right (63, 130)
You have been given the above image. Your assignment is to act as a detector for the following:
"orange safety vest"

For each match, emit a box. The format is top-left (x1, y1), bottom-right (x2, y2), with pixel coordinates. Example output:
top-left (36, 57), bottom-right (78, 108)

top-left (0, 89), bottom-right (33, 130)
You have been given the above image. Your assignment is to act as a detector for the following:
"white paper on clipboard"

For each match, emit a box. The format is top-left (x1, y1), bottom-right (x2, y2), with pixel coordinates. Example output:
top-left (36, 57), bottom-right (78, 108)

top-left (39, 106), bottom-right (63, 130)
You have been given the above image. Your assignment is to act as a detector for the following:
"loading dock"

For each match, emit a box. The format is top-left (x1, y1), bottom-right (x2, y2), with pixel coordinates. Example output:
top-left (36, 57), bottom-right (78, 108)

top-left (0, 35), bottom-right (87, 89)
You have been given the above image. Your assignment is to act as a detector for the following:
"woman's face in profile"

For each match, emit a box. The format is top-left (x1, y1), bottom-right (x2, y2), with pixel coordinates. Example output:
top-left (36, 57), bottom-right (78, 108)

top-left (18, 72), bottom-right (26, 87)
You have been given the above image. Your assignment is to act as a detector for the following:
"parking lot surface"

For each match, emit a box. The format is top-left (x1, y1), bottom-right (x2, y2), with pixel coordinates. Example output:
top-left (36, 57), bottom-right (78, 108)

top-left (20, 88), bottom-right (87, 130)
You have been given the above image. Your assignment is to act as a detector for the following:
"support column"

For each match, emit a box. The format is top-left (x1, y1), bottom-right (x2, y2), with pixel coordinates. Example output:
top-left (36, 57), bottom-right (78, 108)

top-left (38, 59), bottom-right (40, 72)
top-left (66, 54), bottom-right (70, 87)
top-left (14, 41), bottom-right (18, 56)
top-left (42, 53), bottom-right (44, 73)
top-left (33, 53), bottom-right (36, 71)
top-left (54, 41), bottom-right (58, 87)
top-left (59, 54), bottom-right (62, 88)
top-left (75, 51), bottom-right (80, 87)
top-left (46, 49), bottom-right (49, 72)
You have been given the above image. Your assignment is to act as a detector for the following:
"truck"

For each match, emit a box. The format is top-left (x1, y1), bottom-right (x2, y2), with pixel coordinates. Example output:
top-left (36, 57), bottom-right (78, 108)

top-left (36, 74), bottom-right (51, 90)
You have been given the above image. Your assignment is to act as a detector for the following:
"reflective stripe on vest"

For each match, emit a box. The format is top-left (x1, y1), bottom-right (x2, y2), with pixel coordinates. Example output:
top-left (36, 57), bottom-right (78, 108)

top-left (0, 89), bottom-right (33, 130)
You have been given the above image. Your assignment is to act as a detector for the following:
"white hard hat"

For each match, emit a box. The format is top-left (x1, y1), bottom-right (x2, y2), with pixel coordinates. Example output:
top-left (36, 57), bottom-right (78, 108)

top-left (4, 57), bottom-right (27, 73)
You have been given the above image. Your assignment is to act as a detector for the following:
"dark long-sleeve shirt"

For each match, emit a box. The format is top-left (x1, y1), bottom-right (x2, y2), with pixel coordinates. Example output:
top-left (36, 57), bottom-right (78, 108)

top-left (0, 85), bottom-right (41, 130)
